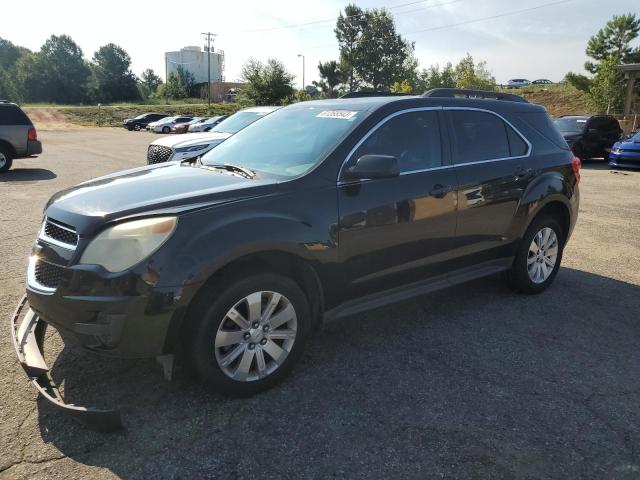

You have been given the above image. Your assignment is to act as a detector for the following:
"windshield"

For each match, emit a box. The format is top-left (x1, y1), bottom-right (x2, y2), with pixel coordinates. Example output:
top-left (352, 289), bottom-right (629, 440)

top-left (554, 118), bottom-right (586, 134)
top-left (204, 116), bottom-right (222, 124)
top-left (134, 113), bottom-right (148, 120)
top-left (211, 111), bottom-right (272, 134)
top-left (202, 105), bottom-right (366, 177)
top-left (629, 131), bottom-right (640, 142)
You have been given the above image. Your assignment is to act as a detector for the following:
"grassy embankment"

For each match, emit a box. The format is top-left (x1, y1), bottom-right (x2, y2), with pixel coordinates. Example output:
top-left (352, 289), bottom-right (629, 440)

top-left (496, 84), bottom-right (590, 116)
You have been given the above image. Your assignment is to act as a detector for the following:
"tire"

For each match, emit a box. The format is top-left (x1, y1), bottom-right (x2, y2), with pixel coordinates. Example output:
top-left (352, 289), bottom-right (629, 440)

top-left (0, 145), bottom-right (13, 173)
top-left (126, 125), bottom-right (134, 131)
top-left (134, 124), bottom-right (141, 131)
top-left (184, 272), bottom-right (311, 396)
top-left (504, 214), bottom-right (564, 294)
top-left (162, 126), bottom-right (171, 134)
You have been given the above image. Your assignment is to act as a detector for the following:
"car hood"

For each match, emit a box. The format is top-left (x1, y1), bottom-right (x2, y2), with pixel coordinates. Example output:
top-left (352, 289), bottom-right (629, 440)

top-left (151, 132), bottom-right (232, 148)
top-left (45, 162), bottom-right (274, 235)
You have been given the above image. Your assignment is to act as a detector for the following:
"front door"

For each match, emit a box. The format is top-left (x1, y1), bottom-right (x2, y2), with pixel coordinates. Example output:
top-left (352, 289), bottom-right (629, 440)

top-left (337, 108), bottom-right (458, 300)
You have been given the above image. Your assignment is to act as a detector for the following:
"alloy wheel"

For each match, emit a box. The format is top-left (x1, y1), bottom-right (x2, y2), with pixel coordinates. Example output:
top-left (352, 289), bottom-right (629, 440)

top-left (527, 227), bottom-right (558, 284)
top-left (0, 152), bottom-right (6, 169)
top-left (214, 291), bottom-right (297, 382)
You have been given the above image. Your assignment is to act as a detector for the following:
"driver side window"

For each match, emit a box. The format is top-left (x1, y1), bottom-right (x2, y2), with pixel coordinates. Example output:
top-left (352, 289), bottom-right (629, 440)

top-left (352, 110), bottom-right (443, 173)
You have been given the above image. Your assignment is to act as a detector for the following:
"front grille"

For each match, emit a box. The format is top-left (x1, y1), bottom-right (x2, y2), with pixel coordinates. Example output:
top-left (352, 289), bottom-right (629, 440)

top-left (147, 145), bottom-right (173, 164)
top-left (43, 219), bottom-right (78, 247)
top-left (34, 260), bottom-right (64, 289)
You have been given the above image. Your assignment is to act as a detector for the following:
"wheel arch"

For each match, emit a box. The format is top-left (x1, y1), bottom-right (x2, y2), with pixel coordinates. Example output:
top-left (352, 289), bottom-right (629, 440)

top-left (0, 139), bottom-right (16, 157)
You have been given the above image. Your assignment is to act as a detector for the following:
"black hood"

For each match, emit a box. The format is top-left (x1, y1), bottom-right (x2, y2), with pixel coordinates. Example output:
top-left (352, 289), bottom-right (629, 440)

top-left (45, 163), bottom-right (275, 235)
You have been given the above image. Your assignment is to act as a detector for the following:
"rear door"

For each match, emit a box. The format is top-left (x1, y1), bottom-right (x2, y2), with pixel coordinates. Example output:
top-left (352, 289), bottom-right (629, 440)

top-left (337, 108), bottom-right (459, 299)
top-left (445, 108), bottom-right (532, 266)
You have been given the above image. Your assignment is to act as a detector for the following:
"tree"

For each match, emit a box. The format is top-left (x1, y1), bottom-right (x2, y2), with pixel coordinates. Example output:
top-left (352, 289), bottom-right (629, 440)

top-left (585, 13), bottom-right (640, 74)
top-left (454, 53), bottom-right (495, 90)
top-left (335, 4), bottom-right (366, 92)
top-left (563, 72), bottom-right (591, 92)
top-left (141, 68), bottom-right (162, 92)
top-left (0, 37), bottom-right (30, 101)
top-left (239, 58), bottom-right (295, 105)
top-left (176, 65), bottom-right (195, 95)
top-left (313, 60), bottom-right (347, 97)
top-left (419, 63), bottom-right (457, 90)
top-left (588, 55), bottom-right (625, 114)
top-left (165, 72), bottom-right (187, 99)
top-left (91, 43), bottom-right (139, 103)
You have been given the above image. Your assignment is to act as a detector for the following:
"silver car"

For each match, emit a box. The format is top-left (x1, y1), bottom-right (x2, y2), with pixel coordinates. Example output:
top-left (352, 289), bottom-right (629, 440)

top-left (0, 100), bottom-right (42, 172)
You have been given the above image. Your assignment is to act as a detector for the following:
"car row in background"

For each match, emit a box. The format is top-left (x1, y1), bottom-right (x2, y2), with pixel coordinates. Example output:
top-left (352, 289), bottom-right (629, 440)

top-left (506, 79), bottom-right (553, 88)
top-left (146, 106), bottom-right (279, 164)
top-left (123, 114), bottom-right (230, 134)
top-left (122, 113), bottom-right (167, 131)
top-left (188, 115), bottom-right (228, 132)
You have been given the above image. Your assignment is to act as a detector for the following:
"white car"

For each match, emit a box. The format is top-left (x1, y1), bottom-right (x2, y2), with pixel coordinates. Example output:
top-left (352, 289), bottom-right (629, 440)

top-left (507, 78), bottom-right (531, 89)
top-left (188, 115), bottom-right (229, 133)
top-left (147, 115), bottom-right (194, 133)
top-left (146, 106), bottom-right (279, 164)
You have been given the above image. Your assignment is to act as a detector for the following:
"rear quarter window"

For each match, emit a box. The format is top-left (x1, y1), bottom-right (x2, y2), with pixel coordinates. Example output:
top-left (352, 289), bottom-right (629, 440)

top-left (0, 105), bottom-right (31, 125)
top-left (518, 112), bottom-right (569, 151)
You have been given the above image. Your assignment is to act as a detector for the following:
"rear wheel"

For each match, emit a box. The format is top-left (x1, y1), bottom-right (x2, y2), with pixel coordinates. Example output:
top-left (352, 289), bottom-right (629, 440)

top-left (185, 273), bottom-right (310, 396)
top-left (504, 214), bottom-right (564, 294)
top-left (0, 145), bottom-right (13, 173)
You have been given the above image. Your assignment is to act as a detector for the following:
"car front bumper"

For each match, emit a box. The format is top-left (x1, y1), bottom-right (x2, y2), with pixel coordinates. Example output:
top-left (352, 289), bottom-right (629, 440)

top-left (10, 295), bottom-right (124, 431)
top-left (609, 151), bottom-right (640, 169)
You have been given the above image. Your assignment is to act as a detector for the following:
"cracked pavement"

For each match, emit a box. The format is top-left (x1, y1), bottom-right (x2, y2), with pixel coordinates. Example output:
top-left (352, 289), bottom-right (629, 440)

top-left (1, 128), bottom-right (640, 479)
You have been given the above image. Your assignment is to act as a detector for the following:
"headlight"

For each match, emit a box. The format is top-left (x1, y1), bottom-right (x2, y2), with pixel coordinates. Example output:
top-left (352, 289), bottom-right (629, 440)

top-left (611, 147), bottom-right (621, 154)
top-left (80, 217), bottom-right (177, 272)
top-left (175, 144), bottom-right (211, 153)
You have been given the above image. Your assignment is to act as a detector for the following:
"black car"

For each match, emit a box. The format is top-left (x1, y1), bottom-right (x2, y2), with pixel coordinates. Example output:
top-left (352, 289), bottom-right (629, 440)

top-left (554, 115), bottom-right (622, 160)
top-left (123, 113), bottom-right (167, 131)
top-left (12, 89), bottom-right (580, 430)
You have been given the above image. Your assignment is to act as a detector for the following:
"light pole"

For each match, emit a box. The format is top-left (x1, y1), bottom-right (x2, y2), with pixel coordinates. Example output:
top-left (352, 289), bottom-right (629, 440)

top-left (202, 32), bottom-right (217, 108)
top-left (297, 54), bottom-right (305, 91)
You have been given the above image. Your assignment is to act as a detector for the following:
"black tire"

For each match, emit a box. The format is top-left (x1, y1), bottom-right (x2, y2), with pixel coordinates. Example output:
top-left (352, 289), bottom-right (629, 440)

top-left (0, 145), bottom-right (13, 173)
top-left (184, 272), bottom-right (311, 397)
top-left (134, 124), bottom-right (141, 131)
top-left (162, 126), bottom-right (171, 134)
top-left (504, 214), bottom-right (564, 294)
top-left (126, 125), bottom-right (134, 131)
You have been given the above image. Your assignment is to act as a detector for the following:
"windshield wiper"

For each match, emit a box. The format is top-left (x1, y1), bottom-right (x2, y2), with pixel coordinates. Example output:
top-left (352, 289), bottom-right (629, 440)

top-left (204, 163), bottom-right (256, 179)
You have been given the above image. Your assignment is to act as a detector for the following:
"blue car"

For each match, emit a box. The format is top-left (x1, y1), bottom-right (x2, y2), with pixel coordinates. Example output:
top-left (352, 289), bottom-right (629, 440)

top-left (609, 130), bottom-right (640, 169)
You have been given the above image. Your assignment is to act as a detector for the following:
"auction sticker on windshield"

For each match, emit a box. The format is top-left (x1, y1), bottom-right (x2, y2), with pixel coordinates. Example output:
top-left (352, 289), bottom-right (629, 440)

top-left (316, 110), bottom-right (359, 120)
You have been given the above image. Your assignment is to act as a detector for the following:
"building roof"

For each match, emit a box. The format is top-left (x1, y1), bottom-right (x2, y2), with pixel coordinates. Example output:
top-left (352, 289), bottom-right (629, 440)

top-left (615, 63), bottom-right (640, 73)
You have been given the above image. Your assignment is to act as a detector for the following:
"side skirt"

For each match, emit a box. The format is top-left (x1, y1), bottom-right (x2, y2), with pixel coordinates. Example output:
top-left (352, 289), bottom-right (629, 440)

top-left (324, 257), bottom-right (513, 321)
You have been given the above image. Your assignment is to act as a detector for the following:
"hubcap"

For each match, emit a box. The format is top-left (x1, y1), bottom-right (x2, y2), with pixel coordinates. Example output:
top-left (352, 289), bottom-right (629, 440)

top-left (527, 227), bottom-right (558, 284)
top-left (214, 291), bottom-right (297, 382)
top-left (0, 153), bottom-right (6, 169)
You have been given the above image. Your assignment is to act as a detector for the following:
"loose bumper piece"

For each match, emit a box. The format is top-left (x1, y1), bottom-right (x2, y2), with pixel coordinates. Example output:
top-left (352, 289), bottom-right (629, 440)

top-left (10, 295), bottom-right (123, 432)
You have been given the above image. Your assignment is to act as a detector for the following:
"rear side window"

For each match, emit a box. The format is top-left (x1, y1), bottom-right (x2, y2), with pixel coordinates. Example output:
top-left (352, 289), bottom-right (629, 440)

top-left (353, 110), bottom-right (443, 173)
top-left (0, 105), bottom-right (31, 125)
top-left (448, 110), bottom-right (527, 164)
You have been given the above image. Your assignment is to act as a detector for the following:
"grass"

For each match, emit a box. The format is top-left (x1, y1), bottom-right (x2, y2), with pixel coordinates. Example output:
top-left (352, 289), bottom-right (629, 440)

top-left (22, 102), bottom-right (242, 127)
top-left (496, 84), bottom-right (591, 117)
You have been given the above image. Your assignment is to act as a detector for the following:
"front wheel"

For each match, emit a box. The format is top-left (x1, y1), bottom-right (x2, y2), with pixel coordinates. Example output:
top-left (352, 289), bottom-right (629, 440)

top-left (504, 215), bottom-right (564, 294)
top-left (162, 126), bottom-right (171, 134)
top-left (134, 124), bottom-right (141, 131)
top-left (185, 273), bottom-right (310, 396)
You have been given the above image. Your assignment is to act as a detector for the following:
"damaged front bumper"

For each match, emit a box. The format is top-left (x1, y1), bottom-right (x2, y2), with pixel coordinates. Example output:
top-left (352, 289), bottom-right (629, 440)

top-left (10, 295), bottom-right (123, 432)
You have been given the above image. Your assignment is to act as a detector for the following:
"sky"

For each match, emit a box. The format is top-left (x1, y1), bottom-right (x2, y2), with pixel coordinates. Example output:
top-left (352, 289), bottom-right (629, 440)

top-left (1, 0), bottom-right (637, 88)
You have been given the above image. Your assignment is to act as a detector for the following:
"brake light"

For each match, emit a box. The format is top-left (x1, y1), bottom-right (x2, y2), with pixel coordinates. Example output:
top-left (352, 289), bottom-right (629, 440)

top-left (571, 156), bottom-right (581, 184)
top-left (27, 127), bottom-right (37, 141)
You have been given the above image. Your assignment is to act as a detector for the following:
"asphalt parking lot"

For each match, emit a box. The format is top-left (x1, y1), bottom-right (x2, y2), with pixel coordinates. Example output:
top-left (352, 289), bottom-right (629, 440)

top-left (1, 127), bottom-right (640, 479)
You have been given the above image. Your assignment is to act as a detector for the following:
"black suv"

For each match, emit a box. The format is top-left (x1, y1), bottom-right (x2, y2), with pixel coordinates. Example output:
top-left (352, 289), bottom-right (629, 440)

top-left (0, 100), bottom-right (42, 172)
top-left (553, 115), bottom-right (622, 160)
top-left (12, 89), bottom-right (580, 430)
top-left (123, 112), bottom-right (167, 131)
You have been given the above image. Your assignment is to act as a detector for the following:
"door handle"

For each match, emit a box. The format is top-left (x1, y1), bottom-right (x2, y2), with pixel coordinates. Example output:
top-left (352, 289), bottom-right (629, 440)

top-left (514, 167), bottom-right (535, 181)
top-left (429, 184), bottom-right (452, 198)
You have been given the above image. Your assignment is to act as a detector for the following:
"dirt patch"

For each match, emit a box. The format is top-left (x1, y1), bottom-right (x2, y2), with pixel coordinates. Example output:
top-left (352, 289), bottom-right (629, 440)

top-left (22, 108), bottom-right (83, 130)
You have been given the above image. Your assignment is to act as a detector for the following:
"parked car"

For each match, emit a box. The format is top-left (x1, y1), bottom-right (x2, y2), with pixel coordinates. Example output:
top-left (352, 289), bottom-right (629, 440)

top-left (147, 107), bottom-right (279, 164)
top-left (554, 115), bottom-right (622, 160)
top-left (147, 116), bottom-right (194, 133)
top-left (122, 113), bottom-right (167, 131)
top-left (172, 117), bottom-right (204, 134)
top-left (188, 116), bottom-right (229, 133)
top-left (609, 130), bottom-right (640, 169)
top-left (532, 79), bottom-right (553, 85)
top-left (0, 100), bottom-right (42, 173)
top-left (507, 78), bottom-right (531, 88)
top-left (12, 89), bottom-right (580, 430)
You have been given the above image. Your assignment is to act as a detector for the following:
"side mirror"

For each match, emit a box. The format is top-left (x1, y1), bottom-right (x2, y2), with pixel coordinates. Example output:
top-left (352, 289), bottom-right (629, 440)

top-left (345, 154), bottom-right (399, 180)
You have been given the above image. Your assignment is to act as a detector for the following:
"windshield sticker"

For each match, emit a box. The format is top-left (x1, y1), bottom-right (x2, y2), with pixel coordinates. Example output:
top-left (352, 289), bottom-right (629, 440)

top-left (316, 110), bottom-right (359, 120)
top-left (577, 119), bottom-right (587, 123)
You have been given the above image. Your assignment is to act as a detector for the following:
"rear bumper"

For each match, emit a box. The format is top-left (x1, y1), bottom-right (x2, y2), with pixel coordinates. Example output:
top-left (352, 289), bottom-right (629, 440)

top-left (27, 140), bottom-right (42, 156)
top-left (10, 295), bottom-right (123, 432)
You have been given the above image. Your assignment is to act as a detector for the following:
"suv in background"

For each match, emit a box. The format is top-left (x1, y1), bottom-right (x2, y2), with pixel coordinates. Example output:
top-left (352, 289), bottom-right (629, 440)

top-left (554, 115), bottom-right (622, 160)
top-left (123, 113), bottom-right (167, 131)
top-left (12, 89), bottom-right (580, 430)
top-left (0, 100), bottom-right (42, 173)
top-left (507, 79), bottom-right (531, 88)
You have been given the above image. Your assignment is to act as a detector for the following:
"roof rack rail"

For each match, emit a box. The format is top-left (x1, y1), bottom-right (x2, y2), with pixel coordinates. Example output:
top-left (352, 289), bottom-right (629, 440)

top-left (423, 88), bottom-right (528, 103)
top-left (339, 91), bottom-right (415, 99)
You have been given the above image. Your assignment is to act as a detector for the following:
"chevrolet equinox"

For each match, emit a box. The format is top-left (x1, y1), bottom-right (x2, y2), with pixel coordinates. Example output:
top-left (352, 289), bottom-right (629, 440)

top-left (11, 89), bottom-right (580, 431)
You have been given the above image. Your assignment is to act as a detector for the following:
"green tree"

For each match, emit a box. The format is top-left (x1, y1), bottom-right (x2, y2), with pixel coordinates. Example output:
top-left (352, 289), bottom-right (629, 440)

top-left (0, 37), bottom-right (29, 101)
top-left (588, 55), bottom-right (625, 113)
top-left (165, 72), bottom-right (187, 99)
top-left (563, 72), bottom-right (591, 92)
top-left (585, 13), bottom-right (640, 74)
top-left (91, 43), bottom-right (139, 103)
top-left (141, 68), bottom-right (162, 92)
top-left (239, 58), bottom-right (295, 105)
top-left (313, 60), bottom-right (347, 97)
top-left (418, 63), bottom-right (457, 91)
top-left (454, 53), bottom-right (495, 90)
top-left (335, 4), bottom-right (366, 92)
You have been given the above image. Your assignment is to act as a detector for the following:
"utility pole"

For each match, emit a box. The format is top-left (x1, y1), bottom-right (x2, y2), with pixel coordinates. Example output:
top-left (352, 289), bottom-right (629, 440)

top-left (202, 32), bottom-right (217, 108)
top-left (297, 54), bottom-right (305, 92)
